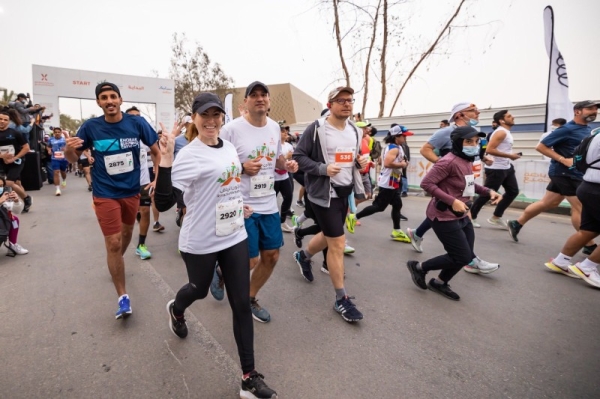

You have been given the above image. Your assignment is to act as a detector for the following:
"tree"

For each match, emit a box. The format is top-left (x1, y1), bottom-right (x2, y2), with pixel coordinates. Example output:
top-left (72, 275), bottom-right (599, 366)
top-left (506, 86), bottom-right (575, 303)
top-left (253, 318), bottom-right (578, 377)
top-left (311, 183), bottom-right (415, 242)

top-left (168, 33), bottom-right (234, 116)
top-left (59, 114), bottom-right (88, 134)
top-left (0, 88), bottom-right (15, 107)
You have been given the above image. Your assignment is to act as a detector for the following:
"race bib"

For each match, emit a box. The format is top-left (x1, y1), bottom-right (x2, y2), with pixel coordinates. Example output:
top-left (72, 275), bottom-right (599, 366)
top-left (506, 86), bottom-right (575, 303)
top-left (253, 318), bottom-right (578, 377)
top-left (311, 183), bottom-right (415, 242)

top-left (472, 159), bottom-right (482, 178)
top-left (463, 174), bottom-right (475, 197)
top-left (0, 145), bottom-right (15, 156)
top-left (335, 147), bottom-right (354, 167)
top-left (250, 174), bottom-right (274, 197)
top-left (104, 152), bottom-right (134, 176)
top-left (54, 151), bottom-right (65, 159)
top-left (215, 199), bottom-right (244, 236)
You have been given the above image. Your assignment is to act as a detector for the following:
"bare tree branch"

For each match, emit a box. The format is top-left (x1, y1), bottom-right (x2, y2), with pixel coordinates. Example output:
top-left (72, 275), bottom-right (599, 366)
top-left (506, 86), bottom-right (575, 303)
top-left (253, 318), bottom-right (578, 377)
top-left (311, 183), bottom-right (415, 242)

top-left (361, 0), bottom-right (382, 117)
top-left (333, 0), bottom-right (351, 86)
top-left (378, 0), bottom-right (388, 117)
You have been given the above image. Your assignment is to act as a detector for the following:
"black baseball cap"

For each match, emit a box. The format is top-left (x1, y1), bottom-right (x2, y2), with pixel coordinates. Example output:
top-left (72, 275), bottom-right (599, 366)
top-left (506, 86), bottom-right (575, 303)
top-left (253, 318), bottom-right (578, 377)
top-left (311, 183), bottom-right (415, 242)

top-left (574, 100), bottom-right (600, 110)
top-left (95, 82), bottom-right (121, 99)
top-left (245, 81), bottom-right (269, 98)
top-left (192, 93), bottom-right (225, 114)
top-left (451, 126), bottom-right (486, 141)
top-left (17, 93), bottom-right (27, 99)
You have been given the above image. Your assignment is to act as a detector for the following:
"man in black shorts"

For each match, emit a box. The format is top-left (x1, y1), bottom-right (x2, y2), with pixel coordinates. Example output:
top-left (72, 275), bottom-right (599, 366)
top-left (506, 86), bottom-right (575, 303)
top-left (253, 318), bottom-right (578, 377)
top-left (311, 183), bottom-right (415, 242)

top-left (77, 149), bottom-right (93, 191)
top-left (0, 110), bottom-right (32, 211)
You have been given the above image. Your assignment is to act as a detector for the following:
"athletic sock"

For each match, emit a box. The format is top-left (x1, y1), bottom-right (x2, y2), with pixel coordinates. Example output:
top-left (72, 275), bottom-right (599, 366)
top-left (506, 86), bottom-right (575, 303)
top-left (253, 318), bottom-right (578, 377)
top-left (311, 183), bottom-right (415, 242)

top-left (138, 235), bottom-right (146, 246)
top-left (335, 288), bottom-right (346, 301)
top-left (297, 214), bottom-right (307, 224)
top-left (302, 249), bottom-right (313, 260)
top-left (553, 253), bottom-right (572, 267)
top-left (579, 258), bottom-right (600, 273)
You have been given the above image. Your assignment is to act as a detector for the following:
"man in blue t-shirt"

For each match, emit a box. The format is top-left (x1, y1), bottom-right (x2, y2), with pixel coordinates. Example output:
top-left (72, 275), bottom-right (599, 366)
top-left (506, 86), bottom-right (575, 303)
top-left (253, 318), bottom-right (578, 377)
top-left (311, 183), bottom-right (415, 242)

top-left (65, 82), bottom-right (159, 320)
top-left (507, 100), bottom-right (599, 255)
top-left (48, 127), bottom-right (69, 196)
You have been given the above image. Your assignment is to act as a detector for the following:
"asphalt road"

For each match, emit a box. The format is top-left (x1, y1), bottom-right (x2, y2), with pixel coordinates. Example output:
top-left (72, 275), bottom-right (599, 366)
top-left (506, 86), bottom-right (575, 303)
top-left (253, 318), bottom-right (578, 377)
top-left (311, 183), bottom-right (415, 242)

top-left (1, 177), bottom-right (598, 399)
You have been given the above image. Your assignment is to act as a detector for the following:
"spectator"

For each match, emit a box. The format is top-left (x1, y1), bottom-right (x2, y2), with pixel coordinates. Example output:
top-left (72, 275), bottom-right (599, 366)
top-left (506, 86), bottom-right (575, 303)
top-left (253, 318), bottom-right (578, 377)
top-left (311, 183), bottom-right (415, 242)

top-left (440, 119), bottom-right (450, 128)
top-left (12, 94), bottom-right (42, 127)
top-left (0, 177), bottom-right (28, 255)
top-left (5, 108), bottom-right (33, 144)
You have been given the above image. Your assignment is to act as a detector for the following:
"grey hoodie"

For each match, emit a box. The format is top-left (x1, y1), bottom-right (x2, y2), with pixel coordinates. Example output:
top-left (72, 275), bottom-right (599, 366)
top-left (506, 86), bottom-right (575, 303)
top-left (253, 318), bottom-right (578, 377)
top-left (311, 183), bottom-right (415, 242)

top-left (293, 117), bottom-right (365, 208)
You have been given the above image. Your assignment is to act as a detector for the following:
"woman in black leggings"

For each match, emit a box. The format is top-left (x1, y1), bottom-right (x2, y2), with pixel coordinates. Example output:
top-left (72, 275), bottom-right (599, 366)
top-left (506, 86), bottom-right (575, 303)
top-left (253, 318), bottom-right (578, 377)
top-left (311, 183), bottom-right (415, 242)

top-left (154, 92), bottom-right (277, 399)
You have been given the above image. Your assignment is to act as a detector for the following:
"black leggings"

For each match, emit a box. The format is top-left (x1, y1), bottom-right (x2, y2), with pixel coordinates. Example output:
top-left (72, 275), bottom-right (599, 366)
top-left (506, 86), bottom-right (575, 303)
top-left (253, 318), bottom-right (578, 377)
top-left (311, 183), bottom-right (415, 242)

top-left (176, 239), bottom-right (254, 374)
top-left (356, 187), bottom-right (402, 229)
top-left (275, 176), bottom-right (293, 223)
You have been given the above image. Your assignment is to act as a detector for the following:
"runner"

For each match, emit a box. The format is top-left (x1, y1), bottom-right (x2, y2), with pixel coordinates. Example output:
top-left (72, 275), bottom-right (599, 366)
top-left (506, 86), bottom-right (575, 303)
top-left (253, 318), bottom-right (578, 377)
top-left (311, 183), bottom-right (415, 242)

top-left (64, 82), bottom-right (159, 319)
top-left (48, 127), bottom-right (69, 196)
top-left (0, 109), bottom-right (32, 212)
top-left (292, 86), bottom-right (369, 322)
top-left (220, 81), bottom-right (298, 323)
top-left (77, 148), bottom-right (94, 192)
top-left (275, 125), bottom-right (294, 233)
top-left (154, 93), bottom-right (278, 398)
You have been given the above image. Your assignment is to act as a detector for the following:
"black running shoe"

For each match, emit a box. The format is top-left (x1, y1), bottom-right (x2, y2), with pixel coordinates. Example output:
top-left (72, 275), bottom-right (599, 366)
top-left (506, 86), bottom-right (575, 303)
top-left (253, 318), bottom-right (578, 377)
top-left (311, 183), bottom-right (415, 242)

top-left (320, 262), bottom-right (346, 278)
top-left (427, 278), bottom-right (460, 301)
top-left (334, 295), bottom-right (363, 322)
top-left (293, 251), bottom-right (313, 282)
top-left (400, 214), bottom-right (408, 221)
top-left (240, 371), bottom-right (277, 399)
top-left (507, 220), bottom-right (521, 242)
top-left (293, 226), bottom-right (303, 248)
top-left (23, 195), bottom-right (32, 213)
top-left (88, 185), bottom-right (93, 192)
top-left (166, 299), bottom-right (188, 338)
top-left (407, 260), bottom-right (427, 289)
top-left (583, 244), bottom-right (598, 256)
top-left (175, 208), bottom-right (184, 227)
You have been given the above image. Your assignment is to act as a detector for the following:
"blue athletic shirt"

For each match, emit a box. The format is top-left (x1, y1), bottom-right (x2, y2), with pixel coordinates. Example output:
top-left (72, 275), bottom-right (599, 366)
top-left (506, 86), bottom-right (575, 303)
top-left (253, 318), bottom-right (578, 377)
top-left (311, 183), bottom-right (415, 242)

top-left (77, 113), bottom-right (158, 198)
top-left (48, 136), bottom-right (67, 161)
top-left (540, 120), bottom-right (591, 180)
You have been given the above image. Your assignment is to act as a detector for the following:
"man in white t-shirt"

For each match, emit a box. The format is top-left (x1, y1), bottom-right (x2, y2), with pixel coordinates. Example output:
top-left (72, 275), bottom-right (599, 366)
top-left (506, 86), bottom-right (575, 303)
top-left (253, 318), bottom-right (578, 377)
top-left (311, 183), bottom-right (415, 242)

top-left (220, 81), bottom-right (298, 323)
top-left (275, 125), bottom-right (295, 233)
top-left (470, 110), bottom-right (521, 228)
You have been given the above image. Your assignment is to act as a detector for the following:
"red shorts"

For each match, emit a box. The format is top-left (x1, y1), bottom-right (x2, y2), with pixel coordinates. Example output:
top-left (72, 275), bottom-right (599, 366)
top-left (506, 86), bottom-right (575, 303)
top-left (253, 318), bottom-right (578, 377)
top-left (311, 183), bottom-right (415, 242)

top-left (93, 195), bottom-right (140, 236)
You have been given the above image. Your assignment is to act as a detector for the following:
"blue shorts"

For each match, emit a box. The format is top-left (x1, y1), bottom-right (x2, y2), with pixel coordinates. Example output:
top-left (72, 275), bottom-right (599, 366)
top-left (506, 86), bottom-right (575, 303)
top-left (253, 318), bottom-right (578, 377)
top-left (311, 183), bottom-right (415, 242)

top-left (244, 212), bottom-right (283, 258)
top-left (51, 159), bottom-right (69, 171)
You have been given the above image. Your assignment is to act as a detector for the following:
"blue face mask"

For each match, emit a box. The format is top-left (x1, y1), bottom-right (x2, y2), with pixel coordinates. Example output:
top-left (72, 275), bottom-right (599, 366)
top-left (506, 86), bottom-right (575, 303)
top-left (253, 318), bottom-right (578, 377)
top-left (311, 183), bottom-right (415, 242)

top-left (0, 188), bottom-right (4, 195)
top-left (462, 145), bottom-right (480, 157)
top-left (468, 119), bottom-right (479, 127)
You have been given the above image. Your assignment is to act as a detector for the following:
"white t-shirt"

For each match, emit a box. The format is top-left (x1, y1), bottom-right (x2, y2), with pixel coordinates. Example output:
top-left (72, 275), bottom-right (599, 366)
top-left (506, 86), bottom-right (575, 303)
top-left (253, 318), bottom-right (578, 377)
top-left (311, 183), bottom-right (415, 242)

top-left (274, 142), bottom-right (294, 181)
top-left (487, 127), bottom-right (513, 170)
top-left (583, 133), bottom-right (600, 184)
top-left (324, 120), bottom-right (356, 189)
top-left (139, 141), bottom-right (150, 185)
top-left (220, 117), bottom-right (282, 214)
top-left (378, 144), bottom-right (404, 189)
top-left (172, 138), bottom-right (247, 255)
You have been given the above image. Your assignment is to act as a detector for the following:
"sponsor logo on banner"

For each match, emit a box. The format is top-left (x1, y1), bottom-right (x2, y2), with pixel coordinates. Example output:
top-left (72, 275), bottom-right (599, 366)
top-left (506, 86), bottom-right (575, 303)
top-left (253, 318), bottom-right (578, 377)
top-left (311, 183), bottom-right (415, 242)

top-left (159, 86), bottom-right (173, 94)
top-left (524, 172), bottom-right (550, 184)
top-left (34, 73), bottom-right (54, 87)
top-left (73, 80), bottom-right (91, 86)
top-left (418, 160), bottom-right (432, 177)
top-left (128, 85), bottom-right (144, 91)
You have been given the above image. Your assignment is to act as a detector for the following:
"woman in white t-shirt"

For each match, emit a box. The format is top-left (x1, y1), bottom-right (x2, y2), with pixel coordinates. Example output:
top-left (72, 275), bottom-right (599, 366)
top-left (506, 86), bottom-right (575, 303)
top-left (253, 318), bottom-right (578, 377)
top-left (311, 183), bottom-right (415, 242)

top-left (154, 93), bottom-right (277, 398)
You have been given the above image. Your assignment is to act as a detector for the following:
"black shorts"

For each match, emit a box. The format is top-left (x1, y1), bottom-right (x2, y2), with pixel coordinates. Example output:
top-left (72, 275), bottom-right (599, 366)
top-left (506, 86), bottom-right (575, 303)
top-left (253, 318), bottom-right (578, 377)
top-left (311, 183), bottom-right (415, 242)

top-left (139, 185), bottom-right (152, 207)
top-left (0, 161), bottom-right (25, 182)
top-left (311, 197), bottom-right (348, 238)
top-left (577, 181), bottom-right (600, 233)
top-left (546, 176), bottom-right (581, 197)
top-left (78, 158), bottom-right (90, 168)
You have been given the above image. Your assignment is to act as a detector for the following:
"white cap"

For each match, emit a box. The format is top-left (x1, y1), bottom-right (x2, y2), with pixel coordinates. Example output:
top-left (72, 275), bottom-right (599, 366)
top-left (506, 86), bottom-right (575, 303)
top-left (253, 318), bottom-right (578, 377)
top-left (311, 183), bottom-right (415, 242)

top-left (182, 115), bottom-right (193, 124)
top-left (449, 102), bottom-right (474, 121)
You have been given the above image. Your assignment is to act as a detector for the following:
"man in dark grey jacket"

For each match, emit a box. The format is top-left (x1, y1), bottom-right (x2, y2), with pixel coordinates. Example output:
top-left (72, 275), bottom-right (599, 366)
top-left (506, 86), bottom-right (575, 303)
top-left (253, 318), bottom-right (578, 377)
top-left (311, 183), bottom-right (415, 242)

top-left (292, 86), bottom-right (368, 323)
top-left (13, 94), bottom-right (43, 127)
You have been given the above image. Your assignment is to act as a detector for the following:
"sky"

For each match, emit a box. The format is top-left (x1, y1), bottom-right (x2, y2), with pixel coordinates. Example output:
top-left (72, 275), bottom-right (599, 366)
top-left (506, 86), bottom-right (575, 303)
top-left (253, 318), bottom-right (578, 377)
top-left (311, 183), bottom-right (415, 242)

top-left (0, 0), bottom-right (598, 122)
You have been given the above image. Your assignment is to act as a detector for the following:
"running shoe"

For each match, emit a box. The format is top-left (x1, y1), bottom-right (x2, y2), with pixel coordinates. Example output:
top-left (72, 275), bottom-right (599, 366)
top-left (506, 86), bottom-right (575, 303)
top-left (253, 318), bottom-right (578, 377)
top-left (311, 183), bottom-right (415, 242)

top-left (569, 264), bottom-right (600, 288)
top-left (507, 220), bottom-right (522, 242)
top-left (334, 295), bottom-right (363, 322)
top-left (406, 228), bottom-right (423, 253)
top-left (472, 219), bottom-right (481, 228)
top-left (175, 208), bottom-right (184, 227)
top-left (463, 257), bottom-right (499, 274)
top-left (23, 195), bottom-right (32, 213)
top-left (61, 180), bottom-right (67, 188)
top-left (293, 251), bottom-right (314, 282)
top-left (209, 266), bottom-right (225, 301)
top-left (88, 185), bottom-right (93, 192)
top-left (582, 244), bottom-right (598, 256)
top-left (291, 215), bottom-right (302, 228)
top-left (407, 260), bottom-right (427, 289)
top-left (400, 214), bottom-right (408, 221)
top-left (240, 371), bottom-right (277, 399)
top-left (281, 223), bottom-right (293, 233)
top-left (293, 226), bottom-right (303, 248)
top-left (544, 259), bottom-right (581, 279)
top-left (136, 244), bottom-right (152, 260)
top-left (401, 192), bottom-right (408, 198)
top-left (153, 221), bottom-right (165, 232)
top-left (487, 217), bottom-right (508, 229)
top-left (391, 229), bottom-right (411, 243)
top-left (345, 213), bottom-right (357, 234)
top-left (296, 200), bottom-right (305, 208)
top-left (320, 262), bottom-right (346, 277)
top-left (344, 243), bottom-right (355, 254)
top-left (55, 187), bottom-right (61, 196)
top-left (115, 295), bottom-right (132, 319)
top-left (166, 299), bottom-right (188, 338)
top-left (427, 278), bottom-right (460, 301)
top-left (8, 242), bottom-right (28, 255)
top-left (250, 298), bottom-right (271, 323)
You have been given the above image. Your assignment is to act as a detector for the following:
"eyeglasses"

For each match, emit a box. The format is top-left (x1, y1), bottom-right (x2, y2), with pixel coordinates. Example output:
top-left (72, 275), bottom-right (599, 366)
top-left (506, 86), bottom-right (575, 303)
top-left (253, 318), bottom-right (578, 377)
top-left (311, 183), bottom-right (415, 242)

top-left (332, 98), bottom-right (355, 105)
top-left (462, 108), bottom-right (479, 113)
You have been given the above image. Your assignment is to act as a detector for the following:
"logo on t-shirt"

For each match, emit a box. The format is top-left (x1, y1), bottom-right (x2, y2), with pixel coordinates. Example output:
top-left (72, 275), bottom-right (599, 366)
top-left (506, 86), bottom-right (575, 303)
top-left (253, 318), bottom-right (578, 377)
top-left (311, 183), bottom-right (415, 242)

top-left (248, 144), bottom-right (276, 162)
top-left (120, 138), bottom-right (139, 149)
top-left (217, 163), bottom-right (242, 186)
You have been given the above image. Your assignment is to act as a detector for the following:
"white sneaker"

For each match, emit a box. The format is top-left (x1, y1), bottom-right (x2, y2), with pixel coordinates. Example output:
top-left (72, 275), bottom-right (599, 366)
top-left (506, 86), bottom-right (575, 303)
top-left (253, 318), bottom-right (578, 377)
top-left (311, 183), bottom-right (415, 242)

top-left (487, 217), bottom-right (508, 229)
top-left (9, 242), bottom-right (29, 255)
top-left (61, 180), bottom-right (67, 188)
top-left (406, 228), bottom-right (423, 253)
top-left (55, 187), bottom-right (61, 196)
top-left (344, 243), bottom-right (355, 254)
top-left (544, 260), bottom-right (581, 279)
top-left (281, 223), bottom-right (293, 233)
top-left (472, 220), bottom-right (481, 228)
top-left (464, 257), bottom-right (499, 274)
top-left (569, 264), bottom-right (600, 288)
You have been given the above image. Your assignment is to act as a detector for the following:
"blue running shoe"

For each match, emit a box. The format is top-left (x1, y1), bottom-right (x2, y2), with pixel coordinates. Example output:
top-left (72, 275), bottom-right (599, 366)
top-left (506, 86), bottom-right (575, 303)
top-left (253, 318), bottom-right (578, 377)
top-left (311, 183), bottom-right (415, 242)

top-left (136, 244), bottom-right (152, 260)
top-left (115, 295), bottom-right (132, 319)
top-left (210, 264), bottom-right (225, 301)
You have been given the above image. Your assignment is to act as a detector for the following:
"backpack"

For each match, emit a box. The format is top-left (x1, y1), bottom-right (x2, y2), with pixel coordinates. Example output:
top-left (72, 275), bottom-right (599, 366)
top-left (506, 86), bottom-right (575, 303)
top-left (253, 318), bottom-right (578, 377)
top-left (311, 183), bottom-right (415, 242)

top-left (573, 128), bottom-right (600, 173)
top-left (370, 139), bottom-right (382, 161)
